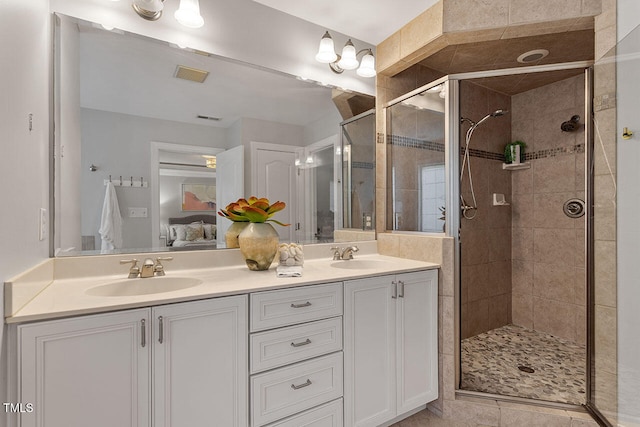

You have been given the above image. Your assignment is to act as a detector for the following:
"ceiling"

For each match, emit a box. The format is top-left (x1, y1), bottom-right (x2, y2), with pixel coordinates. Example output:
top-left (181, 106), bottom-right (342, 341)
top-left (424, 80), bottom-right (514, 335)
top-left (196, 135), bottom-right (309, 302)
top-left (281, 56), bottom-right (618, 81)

top-left (252, 0), bottom-right (439, 45)
top-left (418, 30), bottom-right (595, 95)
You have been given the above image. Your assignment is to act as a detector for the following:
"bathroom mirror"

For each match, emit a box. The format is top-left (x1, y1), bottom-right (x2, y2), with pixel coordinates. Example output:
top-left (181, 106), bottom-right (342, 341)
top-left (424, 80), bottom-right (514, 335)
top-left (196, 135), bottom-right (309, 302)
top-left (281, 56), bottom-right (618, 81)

top-left (53, 14), bottom-right (375, 256)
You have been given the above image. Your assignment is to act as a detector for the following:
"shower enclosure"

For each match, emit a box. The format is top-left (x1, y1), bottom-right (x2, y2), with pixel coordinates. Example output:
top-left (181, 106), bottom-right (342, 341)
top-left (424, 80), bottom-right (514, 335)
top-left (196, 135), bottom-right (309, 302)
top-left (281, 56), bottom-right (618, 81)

top-left (341, 110), bottom-right (376, 230)
top-left (386, 64), bottom-right (593, 409)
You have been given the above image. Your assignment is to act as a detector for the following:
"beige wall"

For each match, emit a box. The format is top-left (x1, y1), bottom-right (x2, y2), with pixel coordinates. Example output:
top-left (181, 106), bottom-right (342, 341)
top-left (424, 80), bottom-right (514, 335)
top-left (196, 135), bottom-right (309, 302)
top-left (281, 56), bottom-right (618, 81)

top-left (510, 74), bottom-right (587, 345)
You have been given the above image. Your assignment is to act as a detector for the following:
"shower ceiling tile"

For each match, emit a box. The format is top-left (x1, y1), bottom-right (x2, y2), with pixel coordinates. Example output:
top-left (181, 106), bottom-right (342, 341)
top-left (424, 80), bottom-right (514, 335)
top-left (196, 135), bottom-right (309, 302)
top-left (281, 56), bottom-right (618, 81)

top-left (418, 29), bottom-right (594, 95)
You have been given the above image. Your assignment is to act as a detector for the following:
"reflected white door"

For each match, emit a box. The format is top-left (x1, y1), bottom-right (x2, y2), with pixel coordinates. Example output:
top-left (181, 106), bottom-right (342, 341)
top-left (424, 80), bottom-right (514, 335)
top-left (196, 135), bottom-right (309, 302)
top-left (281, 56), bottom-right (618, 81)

top-left (251, 142), bottom-right (297, 242)
top-left (216, 146), bottom-right (244, 248)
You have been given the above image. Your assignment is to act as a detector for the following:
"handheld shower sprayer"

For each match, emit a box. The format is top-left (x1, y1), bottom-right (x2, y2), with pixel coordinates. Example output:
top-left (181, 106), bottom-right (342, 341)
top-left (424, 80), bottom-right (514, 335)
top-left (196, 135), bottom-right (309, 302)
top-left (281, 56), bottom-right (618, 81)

top-left (460, 109), bottom-right (509, 220)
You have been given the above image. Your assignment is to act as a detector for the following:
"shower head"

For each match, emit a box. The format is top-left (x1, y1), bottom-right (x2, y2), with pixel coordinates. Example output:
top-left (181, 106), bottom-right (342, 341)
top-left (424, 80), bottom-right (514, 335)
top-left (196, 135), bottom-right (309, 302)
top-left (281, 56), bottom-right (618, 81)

top-left (561, 115), bottom-right (581, 132)
top-left (474, 109), bottom-right (509, 127)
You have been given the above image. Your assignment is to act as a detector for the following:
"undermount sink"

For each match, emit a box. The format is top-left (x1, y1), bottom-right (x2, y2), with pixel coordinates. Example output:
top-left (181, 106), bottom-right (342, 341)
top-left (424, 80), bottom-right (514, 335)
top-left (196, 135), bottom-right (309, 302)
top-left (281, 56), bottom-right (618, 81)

top-left (86, 277), bottom-right (203, 297)
top-left (330, 259), bottom-right (394, 270)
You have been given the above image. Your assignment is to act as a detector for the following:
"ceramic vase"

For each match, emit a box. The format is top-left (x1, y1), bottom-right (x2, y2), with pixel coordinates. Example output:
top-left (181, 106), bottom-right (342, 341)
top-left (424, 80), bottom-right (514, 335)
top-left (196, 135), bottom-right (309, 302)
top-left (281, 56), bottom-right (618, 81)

top-left (225, 222), bottom-right (249, 249)
top-left (238, 223), bottom-right (279, 271)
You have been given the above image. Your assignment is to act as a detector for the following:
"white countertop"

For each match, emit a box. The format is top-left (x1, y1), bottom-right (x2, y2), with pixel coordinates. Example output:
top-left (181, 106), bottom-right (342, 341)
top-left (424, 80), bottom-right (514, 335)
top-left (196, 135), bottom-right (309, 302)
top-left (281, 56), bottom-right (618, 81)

top-left (6, 253), bottom-right (438, 324)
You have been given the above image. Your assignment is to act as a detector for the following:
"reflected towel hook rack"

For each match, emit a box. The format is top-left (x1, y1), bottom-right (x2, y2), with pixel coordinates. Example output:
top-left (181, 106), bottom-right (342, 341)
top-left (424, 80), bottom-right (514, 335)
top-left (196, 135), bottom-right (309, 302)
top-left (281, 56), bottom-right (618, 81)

top-left (104, 175), bottom-right (148, 188)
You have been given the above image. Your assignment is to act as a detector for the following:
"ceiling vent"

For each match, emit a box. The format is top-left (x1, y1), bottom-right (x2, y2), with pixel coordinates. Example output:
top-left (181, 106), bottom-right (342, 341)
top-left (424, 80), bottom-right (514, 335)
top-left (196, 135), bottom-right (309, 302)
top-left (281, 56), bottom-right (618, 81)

top-left (197, 114), bottom-right (221, 121)
top-left (174, 65), bottom-right (209, 83)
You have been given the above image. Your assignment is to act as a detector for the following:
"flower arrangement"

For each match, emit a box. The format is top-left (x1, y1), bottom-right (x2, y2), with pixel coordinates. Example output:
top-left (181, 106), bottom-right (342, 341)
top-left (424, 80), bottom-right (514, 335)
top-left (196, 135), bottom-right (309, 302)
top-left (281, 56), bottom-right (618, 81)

top-left (218, 196), bottom-right (290, 226)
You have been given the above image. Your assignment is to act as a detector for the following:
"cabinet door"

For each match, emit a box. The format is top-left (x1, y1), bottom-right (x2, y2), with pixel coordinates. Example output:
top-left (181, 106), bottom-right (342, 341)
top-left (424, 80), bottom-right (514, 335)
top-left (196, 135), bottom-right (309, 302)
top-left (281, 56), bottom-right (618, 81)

top-left (153, 295), bottom-right (248, 427)
top-left (396, 270), bottom-right (439, 413)
top-left (344, 275), bottom-right (396, 427)
top-left (18, 309), bottom-right (151, 427)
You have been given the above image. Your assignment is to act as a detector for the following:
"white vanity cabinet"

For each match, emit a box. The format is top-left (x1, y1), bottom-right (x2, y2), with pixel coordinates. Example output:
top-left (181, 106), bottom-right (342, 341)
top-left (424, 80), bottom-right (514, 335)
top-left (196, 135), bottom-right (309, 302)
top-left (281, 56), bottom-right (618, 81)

top-left (152, 296), bottom-right (248, 427)
top-left (249, 282), bottom-right (344, 427)
top-left (17, 309), bottom-right (151, 427)
top-left (15, 295), bottom-right (247, 427)
top-left (343, 270), bottom-right (438, 427)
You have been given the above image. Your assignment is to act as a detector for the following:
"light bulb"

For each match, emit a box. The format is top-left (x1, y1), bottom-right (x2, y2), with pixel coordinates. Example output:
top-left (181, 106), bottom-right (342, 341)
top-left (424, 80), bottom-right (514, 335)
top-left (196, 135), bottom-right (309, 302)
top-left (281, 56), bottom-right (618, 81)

top-left (356, 51), bottom-right (376, 77)
top-left (175, 0), bottom-right (204, 28)
top-left (315, 31), bottom-right (337, 63)
top-left (337, 40), bottom-right (359, 70)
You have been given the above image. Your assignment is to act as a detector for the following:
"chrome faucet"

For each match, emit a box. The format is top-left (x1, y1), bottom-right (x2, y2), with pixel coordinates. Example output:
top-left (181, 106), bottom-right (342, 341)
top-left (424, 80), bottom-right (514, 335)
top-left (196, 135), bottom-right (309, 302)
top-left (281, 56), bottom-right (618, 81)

top-left (120, 259), bottom-right (140, 278)
top-left (121, 257), bottom-right (173, 278)
top-left (153, 257), bottom-right (173, 276)
top-left (140, 258), bottom-right (155, 278)
top-left (340, 246), bottom-right (359, 260)
top-left (330, 246), bottom-right (360, 260)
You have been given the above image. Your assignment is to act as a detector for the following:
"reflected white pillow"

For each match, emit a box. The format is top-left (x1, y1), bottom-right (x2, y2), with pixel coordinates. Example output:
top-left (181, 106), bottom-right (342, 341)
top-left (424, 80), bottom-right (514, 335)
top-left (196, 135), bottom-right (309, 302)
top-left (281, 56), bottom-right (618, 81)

top-left (169, 225), bottom-right (186, 241)
top-left (203, 224), bottom-right (217, 240)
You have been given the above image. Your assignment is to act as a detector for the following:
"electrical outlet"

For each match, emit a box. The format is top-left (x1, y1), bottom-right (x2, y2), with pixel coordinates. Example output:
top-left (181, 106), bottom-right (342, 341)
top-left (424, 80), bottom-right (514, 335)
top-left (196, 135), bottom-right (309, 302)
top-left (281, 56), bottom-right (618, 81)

top-left (128, 207), bottom-right (148, 218)
top-left (39, 208), bottom-right (47, 241)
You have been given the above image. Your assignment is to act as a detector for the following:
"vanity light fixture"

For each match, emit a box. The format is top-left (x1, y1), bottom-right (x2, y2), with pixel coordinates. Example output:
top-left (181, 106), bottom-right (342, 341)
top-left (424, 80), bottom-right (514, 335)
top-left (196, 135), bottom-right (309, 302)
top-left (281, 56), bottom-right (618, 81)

top-left (315, 31), bottom-right (376, 78)
top-left (131, 0), bottom-right (204, 28)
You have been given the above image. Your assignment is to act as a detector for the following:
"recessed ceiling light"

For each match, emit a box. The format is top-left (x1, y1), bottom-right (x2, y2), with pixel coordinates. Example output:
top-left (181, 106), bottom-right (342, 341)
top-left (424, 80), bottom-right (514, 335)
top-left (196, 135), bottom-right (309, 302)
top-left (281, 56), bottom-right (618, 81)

top-left (517, 49), bottom-right (549, 63)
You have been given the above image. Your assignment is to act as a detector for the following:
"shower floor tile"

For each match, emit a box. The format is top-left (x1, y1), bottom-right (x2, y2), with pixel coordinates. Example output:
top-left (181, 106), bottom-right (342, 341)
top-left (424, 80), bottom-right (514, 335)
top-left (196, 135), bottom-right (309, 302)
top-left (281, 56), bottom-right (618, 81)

top-left (461, 324), bottom-right (586, 405)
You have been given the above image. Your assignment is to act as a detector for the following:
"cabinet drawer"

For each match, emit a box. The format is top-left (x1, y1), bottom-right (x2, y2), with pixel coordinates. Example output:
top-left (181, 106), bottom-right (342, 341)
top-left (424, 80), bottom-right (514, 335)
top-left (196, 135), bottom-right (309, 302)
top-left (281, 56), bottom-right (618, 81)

top-left (251, 352), bottom-right (343, 426)
top-left (251, 317), bottom-right (343, 373)
top-left (250, 283), bottom-right (343, 332)
top-left (265, 399), bottom-right (343, 427)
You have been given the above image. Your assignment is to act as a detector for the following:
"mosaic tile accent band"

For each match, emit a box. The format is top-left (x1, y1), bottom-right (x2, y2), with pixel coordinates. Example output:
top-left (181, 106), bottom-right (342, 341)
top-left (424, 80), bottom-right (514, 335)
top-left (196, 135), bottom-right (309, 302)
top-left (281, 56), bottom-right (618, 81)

top-left (387, 134), bottom-right (445, 152)
top-left (352, 161), bottom-right (374, 169)
top-left (380, 133), bottom-right (585, 163)
top-left (522, 143), bottom-right (585, 160)
top-left (461, 324), bottom-right (586, 405)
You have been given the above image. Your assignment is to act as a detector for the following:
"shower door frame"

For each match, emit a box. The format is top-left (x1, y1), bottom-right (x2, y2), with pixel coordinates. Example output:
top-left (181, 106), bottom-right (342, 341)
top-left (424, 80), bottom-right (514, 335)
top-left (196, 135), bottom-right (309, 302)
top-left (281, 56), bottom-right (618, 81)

top-left (447, 62), bottom-right (598, 414)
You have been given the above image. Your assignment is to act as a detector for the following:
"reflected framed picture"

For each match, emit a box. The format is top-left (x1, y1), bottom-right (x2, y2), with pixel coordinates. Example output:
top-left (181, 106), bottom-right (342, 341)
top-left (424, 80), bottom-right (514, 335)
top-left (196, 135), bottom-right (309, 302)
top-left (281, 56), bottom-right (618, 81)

top-left (181, 184), bottom-right (216, 211)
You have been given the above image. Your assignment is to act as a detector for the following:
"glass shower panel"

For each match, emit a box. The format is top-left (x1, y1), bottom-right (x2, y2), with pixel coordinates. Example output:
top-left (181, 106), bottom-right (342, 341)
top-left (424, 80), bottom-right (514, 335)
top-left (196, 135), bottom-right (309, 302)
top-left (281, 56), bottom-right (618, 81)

top-left (386, 87), bottom-right (446, 232)
top-left (588, 16), bottom-right (640, 427)
top-left (341, 111), bottom-right (375, 229)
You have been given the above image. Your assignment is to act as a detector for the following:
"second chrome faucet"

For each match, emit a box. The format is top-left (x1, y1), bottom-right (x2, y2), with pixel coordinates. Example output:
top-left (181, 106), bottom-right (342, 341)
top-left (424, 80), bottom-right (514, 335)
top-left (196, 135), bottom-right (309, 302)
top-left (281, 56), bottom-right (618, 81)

top-left (120, 257), bottom-right (173, 278)
top-left (330, 246), bottom-right (359, 260)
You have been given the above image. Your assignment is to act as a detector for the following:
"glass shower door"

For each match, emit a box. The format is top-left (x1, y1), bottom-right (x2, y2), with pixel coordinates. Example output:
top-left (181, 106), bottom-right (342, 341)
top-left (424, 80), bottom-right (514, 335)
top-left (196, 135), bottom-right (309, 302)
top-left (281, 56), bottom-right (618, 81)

top-left (340, 110), bottom-right (375, 230)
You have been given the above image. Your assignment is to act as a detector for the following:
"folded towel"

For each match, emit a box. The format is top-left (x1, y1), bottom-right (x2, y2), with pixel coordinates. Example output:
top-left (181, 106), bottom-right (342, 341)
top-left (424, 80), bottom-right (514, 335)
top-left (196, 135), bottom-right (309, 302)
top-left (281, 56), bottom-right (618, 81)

top-left (276, 265), bottom-right (303, 278)
top-left (98, 182), bottom-right (123, 252)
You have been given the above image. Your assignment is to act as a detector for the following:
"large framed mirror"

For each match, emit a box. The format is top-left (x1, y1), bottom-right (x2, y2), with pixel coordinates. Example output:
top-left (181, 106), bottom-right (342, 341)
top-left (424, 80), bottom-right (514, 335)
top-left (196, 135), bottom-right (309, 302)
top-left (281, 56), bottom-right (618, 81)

top-left (53, 13), bottom-right (375, 256)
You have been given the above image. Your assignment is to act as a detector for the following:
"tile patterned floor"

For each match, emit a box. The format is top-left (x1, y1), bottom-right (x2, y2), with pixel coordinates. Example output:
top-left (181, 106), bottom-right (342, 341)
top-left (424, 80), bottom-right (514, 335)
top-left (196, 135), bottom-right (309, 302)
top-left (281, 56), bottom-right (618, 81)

top-left (390, 409), bottom-right (479, 427)
top-left (461, 324), bottom-right (586, 405)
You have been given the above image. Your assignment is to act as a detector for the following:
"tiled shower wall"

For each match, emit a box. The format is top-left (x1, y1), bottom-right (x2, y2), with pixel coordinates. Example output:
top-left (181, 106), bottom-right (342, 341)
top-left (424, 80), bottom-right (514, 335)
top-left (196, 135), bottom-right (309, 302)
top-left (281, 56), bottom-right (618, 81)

top-left (510, 74), bottom-right (587, 345)
top-left (459, 81), bottom-right (512, 339)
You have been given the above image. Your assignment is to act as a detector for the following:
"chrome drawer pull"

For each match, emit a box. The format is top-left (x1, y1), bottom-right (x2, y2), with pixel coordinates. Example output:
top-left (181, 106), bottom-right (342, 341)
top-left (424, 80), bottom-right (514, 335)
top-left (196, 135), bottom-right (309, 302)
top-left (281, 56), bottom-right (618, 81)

top-left (158, 316), bottom-right (164, 344)
top-left (141, 319), bottom-right (146, 348)
top-left (290, 301), bottom-right (312, 308)
top-left (290, 338), bottom-right (312, 348)
top-left (291, 379), bottom-right (312, 390)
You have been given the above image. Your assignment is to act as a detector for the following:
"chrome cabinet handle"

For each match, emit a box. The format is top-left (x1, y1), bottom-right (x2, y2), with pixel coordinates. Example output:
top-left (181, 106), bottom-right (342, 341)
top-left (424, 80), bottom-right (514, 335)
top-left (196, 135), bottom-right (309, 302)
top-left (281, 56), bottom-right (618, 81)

top-left (290, 301), bottom-right (312, 308)
top-left (291, 379), bottom-right (312, 390)
top-left (158, 316), bottom-right (164, 344)
top-left (391, 281), bottom-right (397, 299)
top-left (291, 338), bottom-right (312, 348)
top-left (141, 319), bottom-right (146, 348)
top-left (398, 280), bottom-right (405, 298)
